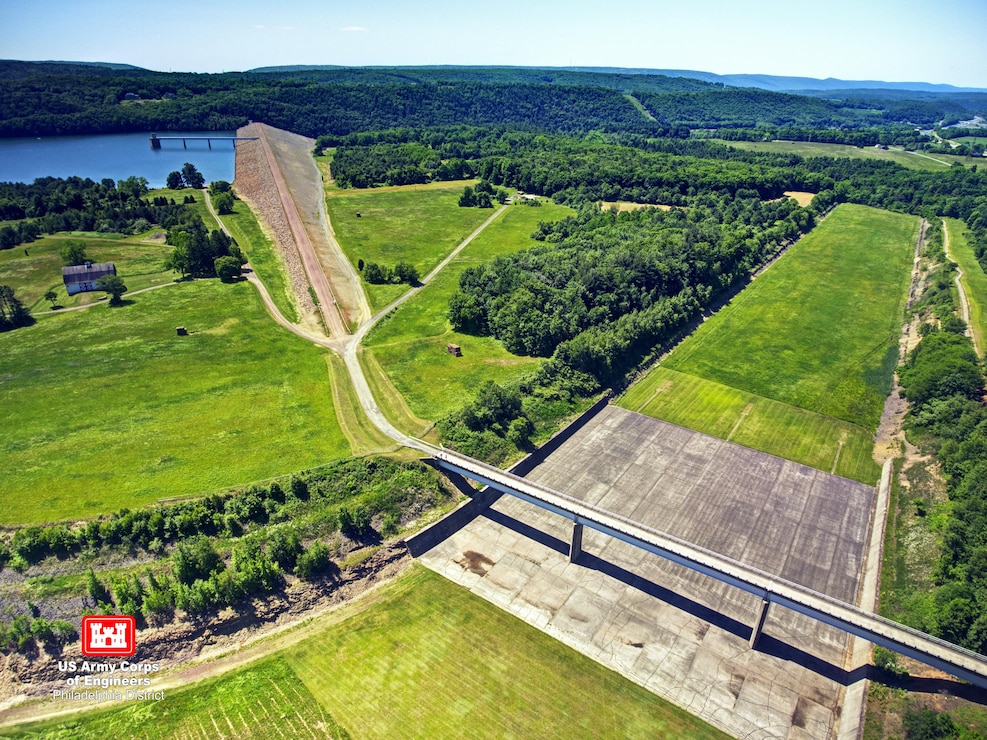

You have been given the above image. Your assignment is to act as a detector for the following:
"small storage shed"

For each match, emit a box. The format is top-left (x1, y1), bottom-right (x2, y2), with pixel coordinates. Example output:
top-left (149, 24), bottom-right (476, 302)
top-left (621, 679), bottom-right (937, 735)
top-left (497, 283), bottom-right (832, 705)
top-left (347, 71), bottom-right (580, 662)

top-left (446, 343), bottom-right (462, 357)
top-left (62, 262), bottom-right (117, 296)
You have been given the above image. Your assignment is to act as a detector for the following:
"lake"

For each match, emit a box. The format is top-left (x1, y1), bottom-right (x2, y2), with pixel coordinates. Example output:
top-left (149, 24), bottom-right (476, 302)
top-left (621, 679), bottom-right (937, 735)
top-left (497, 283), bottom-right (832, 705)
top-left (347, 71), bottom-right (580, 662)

top-left (0, 131), bottom-right (237, 188)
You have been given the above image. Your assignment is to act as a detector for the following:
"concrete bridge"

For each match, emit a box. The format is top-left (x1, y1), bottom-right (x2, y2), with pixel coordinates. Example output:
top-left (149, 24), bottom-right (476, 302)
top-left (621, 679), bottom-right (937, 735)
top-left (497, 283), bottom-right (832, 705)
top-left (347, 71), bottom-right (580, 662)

top-left (424, 444), bottom-right (987, 690)
top-left (149, 133), bottom-right (258, 149)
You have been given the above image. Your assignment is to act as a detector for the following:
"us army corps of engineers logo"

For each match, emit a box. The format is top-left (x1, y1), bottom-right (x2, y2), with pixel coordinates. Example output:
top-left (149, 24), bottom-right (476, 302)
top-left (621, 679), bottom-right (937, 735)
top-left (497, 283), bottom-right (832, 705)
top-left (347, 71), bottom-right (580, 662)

top-left (81, 615), bottom-right (136, 657)
top-left (55, 615), bottom-right (163, 702)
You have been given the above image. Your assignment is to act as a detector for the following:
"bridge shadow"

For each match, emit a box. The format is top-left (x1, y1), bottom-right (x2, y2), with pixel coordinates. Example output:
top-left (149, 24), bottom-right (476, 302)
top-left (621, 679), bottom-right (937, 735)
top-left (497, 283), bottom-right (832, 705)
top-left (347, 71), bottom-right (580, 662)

top-left (477, 506), bottom-right (987, 700)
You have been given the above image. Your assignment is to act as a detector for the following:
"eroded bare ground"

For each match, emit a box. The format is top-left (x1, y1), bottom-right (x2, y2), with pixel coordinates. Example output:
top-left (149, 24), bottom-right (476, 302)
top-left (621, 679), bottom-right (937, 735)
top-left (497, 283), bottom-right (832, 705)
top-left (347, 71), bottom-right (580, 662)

top-left (0, 544), bottom-right (411, 725)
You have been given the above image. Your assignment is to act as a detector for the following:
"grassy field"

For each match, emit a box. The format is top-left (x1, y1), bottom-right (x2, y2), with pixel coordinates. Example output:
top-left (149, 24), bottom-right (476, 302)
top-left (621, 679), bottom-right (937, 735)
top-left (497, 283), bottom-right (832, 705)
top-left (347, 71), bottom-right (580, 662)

top-left (664, 204), bottom-right (916, 430)
top-left (10, 567), bottom-right (728, 739)
top-left (212, 193), bottom-right (298, 323)
top-left (945, 217), bottom-right (987, 356)
top-left (6, 657), bottom-right (347, 739)
top-left (0, 233), bottom-right (176, 312)
top-left (365, 202), bottom-right (572, 420)
top-left (620, 368), bottom-right (880, 483)
top-left (0, 280), bottom-right (350, 524)
top-left (285, 566), bottom-right (728, 739)
top-left (713, 140), bottom-right (983, 171)
top-left (326, 182), bottom-right (497, 311)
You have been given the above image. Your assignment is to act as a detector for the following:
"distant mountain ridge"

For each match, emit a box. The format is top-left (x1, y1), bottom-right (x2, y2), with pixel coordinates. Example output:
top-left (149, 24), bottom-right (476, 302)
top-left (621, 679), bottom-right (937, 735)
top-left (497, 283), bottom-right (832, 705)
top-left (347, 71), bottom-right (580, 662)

top-left (564, 67), bottom-right (986, 94)
top-left (249, 64), bottom-right (987, 94)
top-left (2, 60), bottom-right (981, 93)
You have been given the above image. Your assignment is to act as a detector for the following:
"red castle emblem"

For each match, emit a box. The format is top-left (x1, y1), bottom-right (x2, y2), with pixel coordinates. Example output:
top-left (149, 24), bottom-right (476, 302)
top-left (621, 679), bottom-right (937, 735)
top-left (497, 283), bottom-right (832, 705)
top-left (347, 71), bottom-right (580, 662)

top-left (81, 615), bottom-right (136, 657)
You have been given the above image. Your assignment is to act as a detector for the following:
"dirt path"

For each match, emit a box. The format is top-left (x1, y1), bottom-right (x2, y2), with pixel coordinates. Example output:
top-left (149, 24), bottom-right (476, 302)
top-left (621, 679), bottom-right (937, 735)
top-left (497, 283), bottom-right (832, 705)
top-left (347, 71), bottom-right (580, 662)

top-left (943, 219), bottom-right (979, 354)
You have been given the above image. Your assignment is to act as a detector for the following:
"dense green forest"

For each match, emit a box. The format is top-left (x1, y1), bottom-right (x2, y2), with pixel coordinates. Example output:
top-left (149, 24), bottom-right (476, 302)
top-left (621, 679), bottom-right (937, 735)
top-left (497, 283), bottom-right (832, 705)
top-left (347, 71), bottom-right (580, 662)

top-left (2, 61), bottom-right (985, 140)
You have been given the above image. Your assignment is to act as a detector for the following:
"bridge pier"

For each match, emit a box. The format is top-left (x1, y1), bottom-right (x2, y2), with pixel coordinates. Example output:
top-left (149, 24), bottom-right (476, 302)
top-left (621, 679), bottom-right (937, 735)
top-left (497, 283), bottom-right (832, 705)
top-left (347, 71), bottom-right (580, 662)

top-left (570, 521), bottom-right (583, 563)
top-left (749, 597), bottom-right (771, 649)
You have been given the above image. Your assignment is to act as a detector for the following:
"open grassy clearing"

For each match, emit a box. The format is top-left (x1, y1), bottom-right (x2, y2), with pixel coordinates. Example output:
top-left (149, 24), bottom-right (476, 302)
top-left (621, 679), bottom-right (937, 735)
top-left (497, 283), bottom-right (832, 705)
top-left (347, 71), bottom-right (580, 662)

top-left (664, 204), bottom-right (916, 430)
top-left (6, 657), bottom-right (346, 740)
top-left (0, 280), bottom-right (350, 525)
top-left (619, 367), bottom-right (881, 483)
top-left (285, 566), bottom-right (728, 739)
top-left (326, 182), bottom-right (495, 311)
top-left (600, 201), bottom-right (672, 212)
top-left (0, 233), bottom-right (176, 312)
top-left (713, 140), bottom-right (982, 171)
top-left (945, 217), bottom-right (987, 356)
top-left (211, 193), bottom-right (298, 322)
top-left (365, 203), bottom-right (572, 420)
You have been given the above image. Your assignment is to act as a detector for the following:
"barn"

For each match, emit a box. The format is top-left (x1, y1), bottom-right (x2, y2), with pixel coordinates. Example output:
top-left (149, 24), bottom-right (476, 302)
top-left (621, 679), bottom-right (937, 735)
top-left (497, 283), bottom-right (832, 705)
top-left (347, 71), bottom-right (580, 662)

top-left (62, 262), bottom-right (117, 296)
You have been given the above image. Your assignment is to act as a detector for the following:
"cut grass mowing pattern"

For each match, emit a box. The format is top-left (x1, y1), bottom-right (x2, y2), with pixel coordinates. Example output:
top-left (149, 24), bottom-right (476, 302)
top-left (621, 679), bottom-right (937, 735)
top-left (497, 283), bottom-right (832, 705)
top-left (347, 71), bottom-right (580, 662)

top-left (665, 204), bottom-right (916, 430)
top-left (0, 280), bottom-right (349, 524)
top-left (284, 566), bottom-right (729, 739)
top-left (364, 203), bottom-right (571, 420)
top-left (620, 367), bottom-right (881, 483)
top-left (326, 182), bottom-right (495, 311)
top-left (9, 657), bottom-right (347, 739)
top-left (945, 217), bottom-right (987, 356)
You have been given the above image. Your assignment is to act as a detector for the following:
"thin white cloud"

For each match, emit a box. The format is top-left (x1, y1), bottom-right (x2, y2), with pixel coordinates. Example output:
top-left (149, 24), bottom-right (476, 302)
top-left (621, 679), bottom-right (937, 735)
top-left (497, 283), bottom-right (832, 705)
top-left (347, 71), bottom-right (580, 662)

top-left (341, 26), bottom-right (368, 32)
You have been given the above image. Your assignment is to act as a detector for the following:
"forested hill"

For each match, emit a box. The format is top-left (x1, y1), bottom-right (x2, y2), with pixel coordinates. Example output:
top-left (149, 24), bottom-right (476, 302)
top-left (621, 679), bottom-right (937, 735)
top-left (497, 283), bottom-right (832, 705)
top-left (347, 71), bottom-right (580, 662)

top-left (2, 60), bottom-right (985, 138)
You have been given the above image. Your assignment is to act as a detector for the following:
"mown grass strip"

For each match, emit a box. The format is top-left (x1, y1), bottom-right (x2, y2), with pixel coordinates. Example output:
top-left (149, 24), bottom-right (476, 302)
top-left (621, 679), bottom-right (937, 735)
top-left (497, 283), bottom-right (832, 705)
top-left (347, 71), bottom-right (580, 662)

top-left (619, 367), bottom-right (881, 484)
top-left (357, 348), bottom-right (437, 442)
top-left (6, 657), bottom-right (345, 739)
top-left (665, 204), bottom-right (916, 430)
top-left (0, 281), bottom-right (350, 524)
top-left (284, 566), bottom-right (729, 739)
top-left (326, 352), bottom-right (395, 455)
top-left (945, 217), bottom-right (987, 357)
top-left (215, 195), bottom-right (299, 323)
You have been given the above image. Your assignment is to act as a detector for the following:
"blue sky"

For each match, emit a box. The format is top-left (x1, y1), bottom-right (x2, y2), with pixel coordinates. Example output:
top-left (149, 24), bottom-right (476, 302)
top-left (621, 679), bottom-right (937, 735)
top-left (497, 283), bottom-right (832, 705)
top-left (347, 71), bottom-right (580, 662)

top-left (3, 0), bottom-right (986, 87)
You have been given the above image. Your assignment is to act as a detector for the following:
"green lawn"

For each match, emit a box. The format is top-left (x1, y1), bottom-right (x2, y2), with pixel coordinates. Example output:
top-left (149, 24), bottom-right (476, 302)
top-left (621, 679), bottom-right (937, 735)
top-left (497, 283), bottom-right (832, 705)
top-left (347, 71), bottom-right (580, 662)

top-left (665, 204), bottom-right (917, 430)
top-left (714, 140), bottom-right (982, 171)
top-left (326, 182), bottom-right (497, 311)
top-left (0, 233), bottom-right (176, 312)
top-left (620, 368), bottom-right (881, 483)
top-left (9, 567), bottom-right (728, 739)
top-left (285, 566), bottom-right (728, 739)
top-left (4, 657), bottom-right (346, 740)
top-left (365, 202), bottom-right (573, 420)
top-left (945, 217), bottom-right (987, 357)
top-left (212, 194), bottom-right (299, 322)
top-left (0, 280), bottom-right (350, 524)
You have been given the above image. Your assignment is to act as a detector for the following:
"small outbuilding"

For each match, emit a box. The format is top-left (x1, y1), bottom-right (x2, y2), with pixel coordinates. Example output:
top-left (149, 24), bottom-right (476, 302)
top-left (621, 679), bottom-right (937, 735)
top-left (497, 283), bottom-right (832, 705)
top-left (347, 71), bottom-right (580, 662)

top-left (446, 343), bottom-right (462, 357)
top-left (62, 261), bottom-right (117, 296)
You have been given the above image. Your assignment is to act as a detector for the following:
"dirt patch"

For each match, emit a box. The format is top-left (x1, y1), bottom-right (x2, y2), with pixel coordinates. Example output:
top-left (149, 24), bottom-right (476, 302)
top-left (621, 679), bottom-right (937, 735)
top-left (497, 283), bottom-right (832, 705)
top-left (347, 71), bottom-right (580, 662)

top-left (600, 201), bottom-right (672, 213)
top-left (455, 550), bottom-right (495, 576)
top-left (784, 191), bottom-right (816, 206)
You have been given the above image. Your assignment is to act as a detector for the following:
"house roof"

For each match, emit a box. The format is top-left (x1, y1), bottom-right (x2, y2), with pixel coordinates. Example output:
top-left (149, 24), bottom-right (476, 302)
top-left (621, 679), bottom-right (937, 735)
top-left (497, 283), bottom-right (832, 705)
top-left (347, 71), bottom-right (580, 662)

top-left (62, 262), bottom-right (116, 283)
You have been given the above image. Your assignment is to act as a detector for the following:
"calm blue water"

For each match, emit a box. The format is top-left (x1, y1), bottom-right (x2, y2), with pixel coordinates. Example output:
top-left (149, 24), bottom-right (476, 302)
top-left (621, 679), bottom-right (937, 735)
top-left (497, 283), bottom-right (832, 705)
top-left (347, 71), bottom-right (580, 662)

top-left (0, 131), bottom-right (237, 187)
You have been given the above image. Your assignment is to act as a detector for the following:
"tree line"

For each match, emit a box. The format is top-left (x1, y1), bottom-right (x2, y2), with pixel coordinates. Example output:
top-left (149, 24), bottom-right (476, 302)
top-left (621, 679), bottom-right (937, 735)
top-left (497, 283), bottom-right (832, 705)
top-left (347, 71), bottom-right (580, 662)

top-left (0, 175), bottom-right (182, 249)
